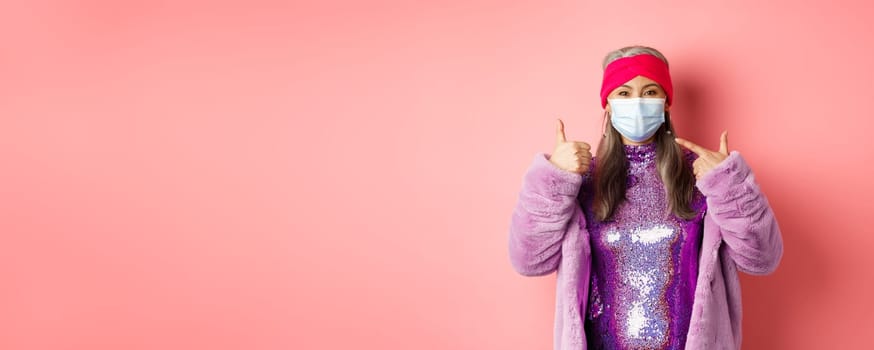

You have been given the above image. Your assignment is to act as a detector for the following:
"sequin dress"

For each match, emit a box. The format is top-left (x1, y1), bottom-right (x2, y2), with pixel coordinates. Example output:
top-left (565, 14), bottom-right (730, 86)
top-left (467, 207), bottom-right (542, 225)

top-left (579, 142), bottom-right (707, 350)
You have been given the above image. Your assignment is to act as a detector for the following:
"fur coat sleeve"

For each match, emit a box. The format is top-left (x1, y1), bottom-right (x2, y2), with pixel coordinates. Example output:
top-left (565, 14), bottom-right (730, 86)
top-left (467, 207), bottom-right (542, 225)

top-left (507, 152), bottom-right (584, 277)
top-left (696, 150), bottom-right (784, 275)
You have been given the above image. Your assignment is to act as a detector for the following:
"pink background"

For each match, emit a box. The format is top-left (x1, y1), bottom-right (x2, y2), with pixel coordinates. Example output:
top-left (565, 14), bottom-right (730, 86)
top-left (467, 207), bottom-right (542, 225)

top-left (1, 1), bottom-right (871, 349)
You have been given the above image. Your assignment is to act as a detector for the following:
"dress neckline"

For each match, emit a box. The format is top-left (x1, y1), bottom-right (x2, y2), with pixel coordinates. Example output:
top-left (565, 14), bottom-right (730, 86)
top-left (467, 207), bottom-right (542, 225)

top-left (623, 142), bottom-right (657, 163)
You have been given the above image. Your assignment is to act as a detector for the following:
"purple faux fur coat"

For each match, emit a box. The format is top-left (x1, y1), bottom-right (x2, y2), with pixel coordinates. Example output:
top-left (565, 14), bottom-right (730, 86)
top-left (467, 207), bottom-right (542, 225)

top-left (508, 150), bottom-right (784, 350)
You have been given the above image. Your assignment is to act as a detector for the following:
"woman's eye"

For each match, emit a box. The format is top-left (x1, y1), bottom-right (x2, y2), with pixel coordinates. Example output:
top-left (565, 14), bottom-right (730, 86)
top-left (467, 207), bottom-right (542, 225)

top-left (618, 91), bottom-right (628, 96)
top-left (645, 90), bottom-right (656, 95)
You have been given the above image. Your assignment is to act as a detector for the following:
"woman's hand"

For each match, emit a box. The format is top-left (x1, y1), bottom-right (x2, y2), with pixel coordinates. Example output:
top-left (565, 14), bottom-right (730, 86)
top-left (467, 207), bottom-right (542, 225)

top-left (549, 118), bottom-right (592, 175)
top-left (674, 130), bottom-right (730, 180)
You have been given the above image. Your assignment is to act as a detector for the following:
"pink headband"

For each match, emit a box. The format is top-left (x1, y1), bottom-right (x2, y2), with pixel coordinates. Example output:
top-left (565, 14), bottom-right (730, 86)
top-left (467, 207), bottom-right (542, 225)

top-left (599, 54), bottom-right (673, 108)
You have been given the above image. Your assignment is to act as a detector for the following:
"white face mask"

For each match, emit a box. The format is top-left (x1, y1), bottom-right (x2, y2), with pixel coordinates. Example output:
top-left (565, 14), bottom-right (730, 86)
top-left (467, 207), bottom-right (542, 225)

top-left (607, 97), bottom-right (666, 142)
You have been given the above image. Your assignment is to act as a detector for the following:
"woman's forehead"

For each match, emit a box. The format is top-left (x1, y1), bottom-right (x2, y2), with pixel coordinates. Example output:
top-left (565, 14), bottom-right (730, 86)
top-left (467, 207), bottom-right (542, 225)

top-left (620, 75), bottom-right (660, 87)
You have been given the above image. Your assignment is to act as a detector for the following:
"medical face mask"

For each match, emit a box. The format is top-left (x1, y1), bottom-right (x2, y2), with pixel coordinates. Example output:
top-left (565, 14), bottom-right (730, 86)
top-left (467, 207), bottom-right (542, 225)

top-left (607, 97), bottom-right (666, 142)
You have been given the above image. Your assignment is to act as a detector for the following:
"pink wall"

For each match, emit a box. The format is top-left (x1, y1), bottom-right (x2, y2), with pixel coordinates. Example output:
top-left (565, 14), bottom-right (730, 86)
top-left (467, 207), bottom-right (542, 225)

top-left (1, 1), bottom-right (871, 349)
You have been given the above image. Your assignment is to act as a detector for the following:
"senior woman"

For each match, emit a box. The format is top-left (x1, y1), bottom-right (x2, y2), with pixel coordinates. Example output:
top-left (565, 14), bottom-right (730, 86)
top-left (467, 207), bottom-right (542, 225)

top-left (508, 45), bottom-right (783, 350)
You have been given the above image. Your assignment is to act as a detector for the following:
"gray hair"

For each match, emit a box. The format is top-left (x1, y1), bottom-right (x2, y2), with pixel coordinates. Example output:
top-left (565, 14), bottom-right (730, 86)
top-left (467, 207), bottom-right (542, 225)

top-left (601, 45), bottom-right (669, 70)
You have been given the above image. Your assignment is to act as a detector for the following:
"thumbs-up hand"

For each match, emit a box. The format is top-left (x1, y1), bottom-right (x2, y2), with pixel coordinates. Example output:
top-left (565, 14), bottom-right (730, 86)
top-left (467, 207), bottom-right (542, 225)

top-left (549, 118), bottom-right (592, 175)
top-left (674, 130), bottom-right (730, 180)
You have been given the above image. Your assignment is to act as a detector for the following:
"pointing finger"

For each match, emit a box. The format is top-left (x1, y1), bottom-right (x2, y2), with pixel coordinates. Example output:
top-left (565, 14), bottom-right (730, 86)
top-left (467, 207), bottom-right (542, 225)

top-left (556, 118), bottom-right (567, 143)
top-left (674, 137), bottom-right (708, 156)
top-left (719, 130), bottom-right (728, 155)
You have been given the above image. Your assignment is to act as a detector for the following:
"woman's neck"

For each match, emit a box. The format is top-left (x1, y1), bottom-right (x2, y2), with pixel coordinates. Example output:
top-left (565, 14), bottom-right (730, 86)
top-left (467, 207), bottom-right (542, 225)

top-left (621, 135), bottom-right (656, 145)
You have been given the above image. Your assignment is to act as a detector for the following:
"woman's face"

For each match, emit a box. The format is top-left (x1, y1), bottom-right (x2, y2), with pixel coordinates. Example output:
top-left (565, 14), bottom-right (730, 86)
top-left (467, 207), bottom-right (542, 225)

top-left (604, 75), bottom-right (671, 145)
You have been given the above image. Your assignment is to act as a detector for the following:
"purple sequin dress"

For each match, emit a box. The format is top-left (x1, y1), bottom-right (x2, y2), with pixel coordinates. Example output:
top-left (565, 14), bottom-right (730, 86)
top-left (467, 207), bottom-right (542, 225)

top-left (579, 142), bottom-right (707, 350)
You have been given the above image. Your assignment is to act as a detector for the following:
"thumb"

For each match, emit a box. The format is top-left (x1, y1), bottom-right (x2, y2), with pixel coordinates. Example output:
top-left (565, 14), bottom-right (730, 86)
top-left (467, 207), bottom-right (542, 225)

top-left (719, 130), bottom-right (728, 155)
top-left (556, 118), bottom-right (567, 143)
